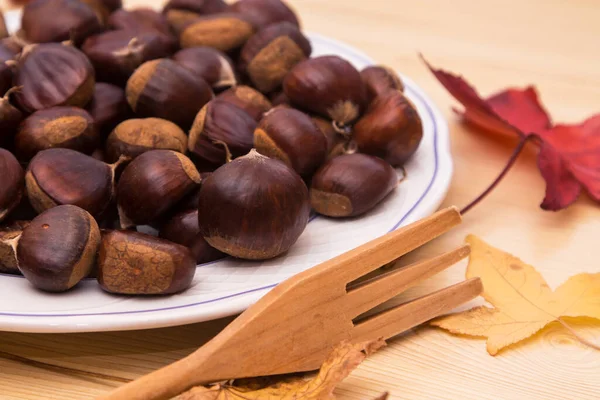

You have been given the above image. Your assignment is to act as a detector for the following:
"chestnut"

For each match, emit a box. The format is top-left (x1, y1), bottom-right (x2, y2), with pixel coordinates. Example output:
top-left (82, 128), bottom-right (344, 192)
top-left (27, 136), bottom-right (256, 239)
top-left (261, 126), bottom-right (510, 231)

top-left (25, 148), bottom-right (119, 218)
top-left (0, 12), bottom-right (7, 39)
top-left (172, 47), bottom-right (236, 91)
top-left (97, 230), bottom-right (196, 295)
top-left (0, 88), bottom-right (25, 148)
top-left (270, 90), bottom-right (289, 107)
top-left (283, 56), bottom-right (367, 127)
top-left (80, 0), bottom-right (112, 25)
top-left (85, 83), bottom-right (131, 138)
top-left (160, 209), bottom-right (226, 264)
top-left (16, 205), bottom-right (100, 292)
top-left (198, 149), bottom-right (310, 260)
top-left (216, 85), bottom-right (272, 122)
top-left (312, 115), bottom-right (348, 159)
top-left (239, 22), bottom-right (311, 93)
top-left (0, 221), bottom-right (29, 275)
top-left (0, 149), bottom-right (24, 223)
top-left (361, 65), bottom-right (404, 102)
top-left (117, 150), bottom-right (201, 227)
top-left (353, 91), bottom-right (423, 167)
top-left (14, 43), bottom-right (95, 113)
top-left (310, 153), bottom-right (397, 217)
top-left (14, 106), bottom-right (99, 161)
top-left (82, 30), bottom-right (173, 87)
top-left (126, 58), bottom-right (214, 128)
top-left (163, 0), bottom-right (229, 33)
top-left (230, 0), bottom-right (299, 28)
top-left (21, 0), bottom-right (103, 45)
top-left (179, 13), bottom-right (256, 52)
top-left (0, 38), bottom-right (22, 63)
top-left (188, 100), bottom-right (257, 171)
top-left (254, 108), bottom-right (327, 178)
top-left (108, 8), bottom-right (172, 38)
top-left (106, 118), bottom-right (187, 162)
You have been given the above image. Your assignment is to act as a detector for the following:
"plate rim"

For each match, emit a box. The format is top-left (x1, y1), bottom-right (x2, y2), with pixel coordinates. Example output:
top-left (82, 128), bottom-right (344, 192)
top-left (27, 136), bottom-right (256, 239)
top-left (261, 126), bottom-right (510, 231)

top-left (0, 29), bottom-right (453, 333)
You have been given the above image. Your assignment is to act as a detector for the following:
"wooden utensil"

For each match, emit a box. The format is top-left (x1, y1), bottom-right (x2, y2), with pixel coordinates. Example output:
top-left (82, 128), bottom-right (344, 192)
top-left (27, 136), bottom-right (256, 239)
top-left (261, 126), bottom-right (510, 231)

top-left (100, 207), bottom-right (481, 400)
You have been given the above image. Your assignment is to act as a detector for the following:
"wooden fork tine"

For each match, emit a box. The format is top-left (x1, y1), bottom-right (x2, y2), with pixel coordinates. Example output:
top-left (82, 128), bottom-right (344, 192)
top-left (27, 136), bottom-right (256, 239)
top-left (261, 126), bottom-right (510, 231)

top-left (351, 278), bottom-right (482, 343)
top-left (313, 207), bottom-right (462, 283)
top-left (345, 244), bottom-right (471, 319)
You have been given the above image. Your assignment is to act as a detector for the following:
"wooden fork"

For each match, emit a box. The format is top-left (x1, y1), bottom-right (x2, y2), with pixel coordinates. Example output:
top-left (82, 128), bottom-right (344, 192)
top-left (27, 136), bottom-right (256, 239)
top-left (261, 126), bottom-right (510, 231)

top-left (100, 207), bottom-right (481, 400)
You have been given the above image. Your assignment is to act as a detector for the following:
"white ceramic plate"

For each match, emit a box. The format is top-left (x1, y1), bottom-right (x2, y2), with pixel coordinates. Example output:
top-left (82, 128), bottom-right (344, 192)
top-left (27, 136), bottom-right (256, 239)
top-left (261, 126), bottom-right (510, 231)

top-left (0, 11), bottom-right (452, 333)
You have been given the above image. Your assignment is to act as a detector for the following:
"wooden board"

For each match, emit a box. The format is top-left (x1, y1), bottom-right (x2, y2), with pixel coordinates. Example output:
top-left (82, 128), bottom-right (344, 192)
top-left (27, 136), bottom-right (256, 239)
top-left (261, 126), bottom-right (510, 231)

top-left (1, 0), bottom-right (599, 399)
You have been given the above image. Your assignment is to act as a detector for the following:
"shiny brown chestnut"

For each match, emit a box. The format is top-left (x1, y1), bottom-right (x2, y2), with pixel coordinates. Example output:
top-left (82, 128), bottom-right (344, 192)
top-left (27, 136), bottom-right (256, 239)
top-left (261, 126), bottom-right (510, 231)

top-left (179, 13), bottom-right (256, 52)
top-left (14, 106), bottom-right (99, 161)
top-left (106, 118), bottom-right (187, 162)
top-left (354, 91), bottom-right (423, 167)
top-left (198, 149), bottom-right (310, 260)
top-left (311, 115), bottom-right (348, 160)
top-left (85, 83), bottom-right (131, 138)
top-left (216, 85), bottom-right (271, 122)
top-left (230, 0), bottom-right (299, 28)
top-left (160, 209), bottom-right (226, 264)
top-left (79, 0), bottom-right (111, 25)
top-left (16, 205), bottom-right (100, 292)
top-left (270, 90), bottom-right (289, 107)
top-left (126, 58), bottom-right (214, 128)
top-left (172, 47), bottom-right (236, 91)
top-left (310, 153), bottom-right (397, 217)
top-left (0, 221), bottom-right (29, 275)
top-left (25, 148), bottom-right (121, 218)
top-left (82, 30), bottom-right (173, 87)
top-left (21, 0), bottom-right (103, 45)
top-left (283, 56), bottom-right (367, 127)
top-left (14, 43), bottom-right (95, 113)
top-left (163, 0), bottom-right (227, 33)
top-left (239, 22), bottom-right (311, 93)
top-left (188, 100), bottom-right (257, 171)
top-left (97, 230), bottom-right (196, 295)
top-left (0, 88), bottom-right (25, 147)
top-left (117, 150), bottom-right (201, 227)
top-left (254, 108), bottom-right (327, 178)
top-left (0, 149), bottom-right (24, 223)
top-left (361, 65), bottom-right (404, 103)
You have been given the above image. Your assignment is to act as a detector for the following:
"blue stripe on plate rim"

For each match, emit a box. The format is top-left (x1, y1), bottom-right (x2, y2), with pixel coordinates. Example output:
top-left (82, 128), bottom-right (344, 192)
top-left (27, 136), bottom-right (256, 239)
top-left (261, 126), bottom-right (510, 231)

top-left (0, 36), bottom-right (444, 318)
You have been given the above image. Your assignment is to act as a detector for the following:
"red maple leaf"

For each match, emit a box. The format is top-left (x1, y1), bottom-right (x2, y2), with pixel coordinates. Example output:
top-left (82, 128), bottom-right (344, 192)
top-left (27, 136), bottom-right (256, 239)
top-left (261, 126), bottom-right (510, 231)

top-left (421, 56), bottom-right (600, 211)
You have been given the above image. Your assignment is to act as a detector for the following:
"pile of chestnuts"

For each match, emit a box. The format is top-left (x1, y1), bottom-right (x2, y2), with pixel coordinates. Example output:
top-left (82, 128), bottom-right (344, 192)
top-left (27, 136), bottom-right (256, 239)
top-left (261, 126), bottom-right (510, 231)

top-left (0, 0), bottom-right (423, 295)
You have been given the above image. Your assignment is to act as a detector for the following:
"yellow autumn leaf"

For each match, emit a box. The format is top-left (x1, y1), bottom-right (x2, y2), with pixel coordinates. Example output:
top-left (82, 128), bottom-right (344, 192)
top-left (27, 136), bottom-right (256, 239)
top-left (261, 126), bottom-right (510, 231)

top-left (431, 235), bottom-right (600, 355)
top-left (178, 339), bottom-right (386, 400)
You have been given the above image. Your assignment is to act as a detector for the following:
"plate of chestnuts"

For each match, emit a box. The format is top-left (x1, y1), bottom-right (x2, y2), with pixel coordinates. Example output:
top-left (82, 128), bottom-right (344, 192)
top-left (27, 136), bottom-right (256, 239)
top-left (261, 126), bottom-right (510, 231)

top-left (0, 0), bottom-right (452, 333)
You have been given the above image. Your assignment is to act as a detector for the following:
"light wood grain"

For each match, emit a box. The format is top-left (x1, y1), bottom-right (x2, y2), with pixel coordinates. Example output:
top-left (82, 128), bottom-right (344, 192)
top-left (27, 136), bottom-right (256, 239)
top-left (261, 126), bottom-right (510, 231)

top-left (1, 0), bottom-right (600, 399)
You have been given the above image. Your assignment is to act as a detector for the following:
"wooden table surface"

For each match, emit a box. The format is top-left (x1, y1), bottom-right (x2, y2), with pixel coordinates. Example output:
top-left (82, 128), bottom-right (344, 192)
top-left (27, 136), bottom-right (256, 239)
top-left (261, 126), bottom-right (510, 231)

top-left (2, 0), bottom-right (600, 399)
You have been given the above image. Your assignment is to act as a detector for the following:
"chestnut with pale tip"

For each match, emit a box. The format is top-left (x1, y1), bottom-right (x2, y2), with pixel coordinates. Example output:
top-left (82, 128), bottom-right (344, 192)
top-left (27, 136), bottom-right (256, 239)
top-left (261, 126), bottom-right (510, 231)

top-left (126, 58), bottom-right (214, 128)
top-left (82, 30), bottom-right (173, 87)
top-left (172, 47), bottom-right (236, 91)
top-left (117, 150), bottom-right (201, 228)
top-left (21, 0), bottom-right (103, 45)
top-left (106, 118), bottom-right (187, 162)
top-left (14, 43), bottom-right (96, 113)
top-left (97, 230), bottom-right (196, 295)
top-left (310, 153), bottom-right (398, 218)
top-left (0, 87), bottom-right (25, 148)
top-left (188, 100), bottom-right (257, 171)
top-left (198, 149), bottom-right (310, 260)
top-left (85, 83), bottom-right (131, 138)
top-left (160, 209), bottom-right (226, 264)
top-left (16, 205), bottom-right (101, 292)
top-left (284, 56), bottom-right (367, 128)
top-left (14, 106), bottom-right (99, 161)
top-left (354, 90), bottom-right (423, 167)
top-left (216, 85), bottom-right (272, 122)
top-left (178, 13), bottom-right (256, 52)
top-left (25, 148), bottom-right (120, 219)
top-left (230, 0), bottom-right (299, 28)
top-left (361, 65), bottom-right (404, 103)
top-left (311, 115), bottom-right (349, 160)
top-left (0, 149), bottom-right (24, 223)
top-left (254, 108), bottom-right (327, 178)
top-left (239, 22), bottom-right (311, 93)
top-left (0, 221), bottom-right (29, 275)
